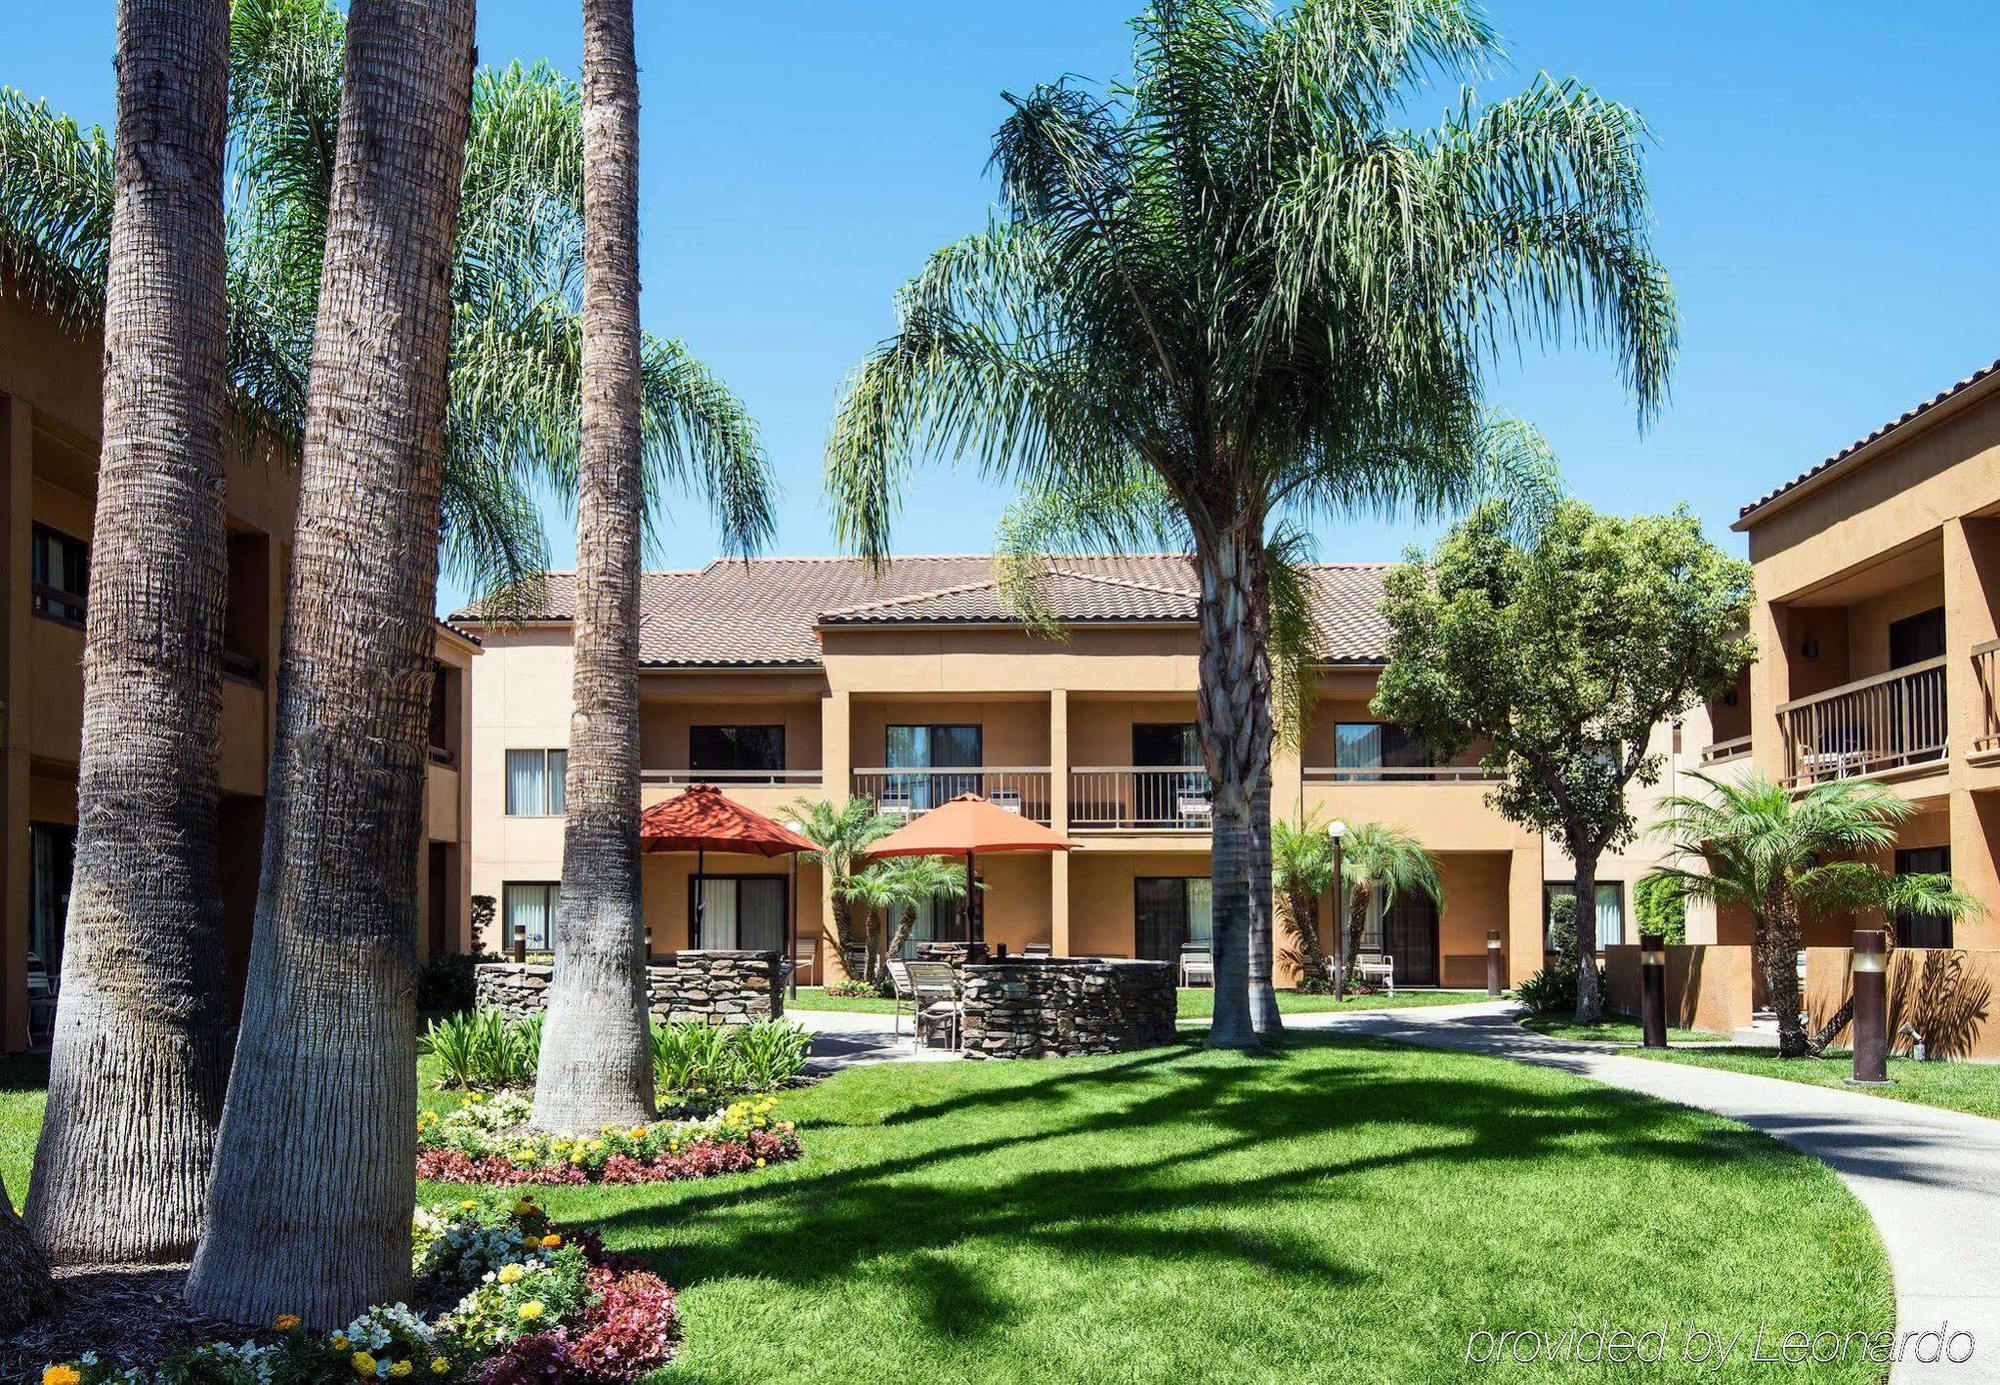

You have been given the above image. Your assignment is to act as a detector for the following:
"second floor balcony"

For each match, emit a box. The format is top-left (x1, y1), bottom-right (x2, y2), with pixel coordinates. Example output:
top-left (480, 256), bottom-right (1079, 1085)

top-left (1069, 766), bottom-right (1212, 831)
top-left (851, 767), bottom-right (1053, 824)
top-left (1777, 656), bottom-right (1947, 788)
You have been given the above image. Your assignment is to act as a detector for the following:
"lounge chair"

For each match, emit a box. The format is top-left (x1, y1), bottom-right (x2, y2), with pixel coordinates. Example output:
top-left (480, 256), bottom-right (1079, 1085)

top-left (890, 958), bottom-right (961, 1048)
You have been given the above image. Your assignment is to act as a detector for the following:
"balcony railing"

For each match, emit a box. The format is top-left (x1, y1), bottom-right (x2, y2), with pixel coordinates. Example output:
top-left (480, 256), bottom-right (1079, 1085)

top-left (642, 768), bottom-right (824, 788)
top-left (1975, 638), bottom-right (2000, 755)
top-left (1699, 735), bottom-right (1751, 767)
top-left (1301, 764), bottom-right (1498, 784)
top-left (1777, 656), bottom-right (1947, 788)
top-left (1069, 767), bottom-right (1213, 830)
top-left (851, 768), bottom-right (1052, 824)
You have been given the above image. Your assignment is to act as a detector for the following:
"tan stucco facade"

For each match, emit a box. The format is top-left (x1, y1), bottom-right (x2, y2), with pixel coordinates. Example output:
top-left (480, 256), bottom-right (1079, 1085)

top-left (2, 287), bottom-right (475, 1051)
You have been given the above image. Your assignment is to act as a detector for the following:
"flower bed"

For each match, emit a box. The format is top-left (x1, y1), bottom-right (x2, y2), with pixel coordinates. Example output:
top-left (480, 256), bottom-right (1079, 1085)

top-left (415, 1090), bottom-right (801, 1186)
top-left (41, 1196), bottom-right (676, 1384)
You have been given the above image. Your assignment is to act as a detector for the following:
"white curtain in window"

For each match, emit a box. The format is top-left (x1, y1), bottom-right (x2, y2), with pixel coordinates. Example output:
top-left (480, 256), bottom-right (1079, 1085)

top-left (505, 884), bottom-right (556, 950)
top-left (506, 750), bottom-right (544, 816)
top-left (1595, 884), bottom-right (1624, 951)
top-left (1186, 878), bottom-right (1213, 945)
top-left (1336, 889), bottom-right (1385, 952)
top-left (739, 878), bottom-right (785, 952)
top-left (698, 877), bottom-right (737, 949)
top-left (546, 750), bottom-right (566, 815)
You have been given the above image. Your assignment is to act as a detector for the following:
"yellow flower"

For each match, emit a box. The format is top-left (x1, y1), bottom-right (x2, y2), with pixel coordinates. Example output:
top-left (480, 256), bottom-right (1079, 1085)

top-left (512, 1197), bottom-right (535, 1216)
top-left (755, 1157), bottom-right (767, 1168)
top-left (432, 1361), bottom-right (450, 1377)
top-left (391, 1362), bottom-right (413, 1379)
top-left (274, 1314), bottom-right (302, 1331)
top-left (540, 1234), bottom-right (562, 1248)
top-left (497, 1263), bottom-right (526, 1284)
top-left (352, 1353), bottom-right (377, 1376)
top-left (42, 1367), bottom-right (81, 1385)
top-left (587, 1139), bottom-right (605, 1151)
top-left (517, 1301), bottom-right (546, 1322)
top-left (628, 1128), bottom-right (645, 1140)
top-left (458, 1199), bottom-right (477, 1211)
top-left (332, 1335), bottom-right (351, 1352)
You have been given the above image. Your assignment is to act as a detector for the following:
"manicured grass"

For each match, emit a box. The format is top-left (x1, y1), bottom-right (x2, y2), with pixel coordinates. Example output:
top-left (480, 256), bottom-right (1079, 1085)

top-left (788, 987), bottom-right (900, 1014)
top-left (1628, 1046), bottom-right (2000, 1122)
top-left (3, 1042), bottom-right (1893, 1381)
top-left (1175, 987), bottom-right (1487, 1020)
top-left (1522, 1014), bottom-right (1730, 1045)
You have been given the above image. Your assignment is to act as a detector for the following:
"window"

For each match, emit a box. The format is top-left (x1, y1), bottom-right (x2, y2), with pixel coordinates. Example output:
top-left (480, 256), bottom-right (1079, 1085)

top-left (1895, 846), bottom-right (1954, 949)
top-left (503, 882), bottom-right (560, 952)
top-left (1132, 723), bottom-right (1200, 767)
top-left (1337, 888), bottom-right (1385, 954)
top-left (691, 875), bottom-right (787, 951)
top-left (690, 725), bottom-right (785, 778)
top-left (886, 888), bottom-right (972, 957)
top-left (29, 822), bottom-right (76, 986)
top-left (885, 724), bottom-right (982, 810)
top-left (31, 524), bottom-right (88, 625)
top-left (428, 663), bottom-right (455, 764)
top-left (1544, 882), bottom-right (1625, 952)
top-left (505, 749), bottom-right (566, 815)
top-left (1135, 876), bottom-right (1213, 962)
top-left (1334, 723), bottom-right (1434, 779)
top-left (1889, 606), bottom-right (1946, 668)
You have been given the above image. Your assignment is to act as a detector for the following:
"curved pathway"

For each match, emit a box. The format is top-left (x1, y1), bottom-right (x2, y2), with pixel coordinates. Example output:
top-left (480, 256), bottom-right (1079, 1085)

top-left (1295, 1001), bottom-right (2000, 1384)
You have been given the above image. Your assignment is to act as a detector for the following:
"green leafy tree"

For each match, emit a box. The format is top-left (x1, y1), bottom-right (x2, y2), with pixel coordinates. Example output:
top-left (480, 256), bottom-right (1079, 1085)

top-left (1631, 871), bottom-right (1687, 945)
top-left (787, 796), bottom-right (902, 975)
top-left (1375, 500), bottom-right (1752, 1023)
top-left (1333, 823), bottom-right (1443, 997)
top-left (823, 0), bottom-right (1676, 1048)
top-left (1655, 773), bottom-right (1981, 1057)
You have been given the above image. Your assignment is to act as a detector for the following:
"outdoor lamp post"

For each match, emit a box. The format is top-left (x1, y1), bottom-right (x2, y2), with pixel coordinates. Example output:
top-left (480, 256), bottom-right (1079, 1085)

top-left (1486, 929), bottom-right (1504, 998)
top-left (1639, 933), bottom-right (1667, 1048)
top-left (1850, 929), bottom-right (1891, 1085)
top-left (1327, 820), bottom-right (1348, 995)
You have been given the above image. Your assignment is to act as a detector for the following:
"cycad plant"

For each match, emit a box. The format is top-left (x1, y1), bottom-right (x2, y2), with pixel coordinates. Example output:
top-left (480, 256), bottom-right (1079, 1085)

top-left (786, 796), bottom-right (902, 975)
top-left (1655, 773), bottom-right (1981, 1058)
top-left (1335, 822), bottom-right (1443, 997)
top-left (0, 0), bottom-right (770, 600)
top-left (825, 0), bottom-right (1675, 1047)
top-left (845, 856), bottom-right (975, 985)
top-left (1272, 814), bottom-right (1338, 989)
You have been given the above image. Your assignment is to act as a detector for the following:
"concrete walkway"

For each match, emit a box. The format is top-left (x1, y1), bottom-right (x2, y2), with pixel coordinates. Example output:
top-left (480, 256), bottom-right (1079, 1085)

top-left (1296, 1001), bottom-right (2000, 1383)
top-left (791, 1006), bottom-right (959, 1075)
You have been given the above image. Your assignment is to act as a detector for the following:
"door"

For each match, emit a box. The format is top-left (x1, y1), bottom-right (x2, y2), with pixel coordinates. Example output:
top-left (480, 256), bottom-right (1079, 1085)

top-left (426, 842), bottom-right (452, 956)
top-left (886, 724), bottom-right (983, 809)
top-left (1133, 722), bottom-right (1202, 825)
top-left (1888, 607), bottom-right (1948, 765)
top-left (1381, 893), bottom-right (1438, 986)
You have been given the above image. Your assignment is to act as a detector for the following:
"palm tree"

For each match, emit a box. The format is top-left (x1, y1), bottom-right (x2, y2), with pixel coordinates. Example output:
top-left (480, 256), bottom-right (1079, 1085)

top-left (21, 0), bottom-right (234, 1268)
top-left (787, 796), bottom-right (901, 979)
top-left (531, 0), bottom-right (656, 1136)
top-left (1336, 823), bottom-right (1443, 997)
top-left (862, 856), bottom-right (973, 979)
top-left (185, 0), bottom-right (477, 1327)
top-left (824, 0), bottom-right (1675, 1048)
top-left (1655, 773), bottom-right (1981, 1058)
top-left (0, 0), bottom-right (768, 602)
top-left (1272, 814), bottom-right (1337, 988)
top-left (0, 1189), bottom-right (51, 1331)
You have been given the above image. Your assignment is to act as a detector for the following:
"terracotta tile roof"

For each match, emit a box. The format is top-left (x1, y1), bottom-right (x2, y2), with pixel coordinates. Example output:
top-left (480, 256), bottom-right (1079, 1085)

top-left (1738, 355), bottom-right (2000, 523)
top-left (451, 555), bottom-right (1395, 667)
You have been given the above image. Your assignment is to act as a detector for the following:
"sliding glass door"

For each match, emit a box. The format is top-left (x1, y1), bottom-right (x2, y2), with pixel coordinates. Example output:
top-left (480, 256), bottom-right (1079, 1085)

top-left (693, 876), bottom-right (787, 952)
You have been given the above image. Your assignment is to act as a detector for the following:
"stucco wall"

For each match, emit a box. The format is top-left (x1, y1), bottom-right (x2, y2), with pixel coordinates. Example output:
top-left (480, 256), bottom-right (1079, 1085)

top-left (1604, 943), bottom-right (1756, 1035)
top-left (1805, 944), bottom-right (2000, 1060)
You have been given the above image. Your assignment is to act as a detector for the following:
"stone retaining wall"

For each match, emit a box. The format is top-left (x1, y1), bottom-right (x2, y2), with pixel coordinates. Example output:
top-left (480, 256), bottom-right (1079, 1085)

top-left (959, 958), bottom-right (1175, 1059)
top-left (475, 950), bottom-right (784, 1026)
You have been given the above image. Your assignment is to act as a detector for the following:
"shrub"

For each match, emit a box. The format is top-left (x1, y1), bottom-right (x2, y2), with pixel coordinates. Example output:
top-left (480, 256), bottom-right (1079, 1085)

top-left (648, 1019), bottom-right (809, 1096)
top-left (825, 977), bottom-right (883, 999)
top-left (419, 951), bottom-right (495, 1015)
top-left (1633, 871), bottom-right (1688, 944)
top-left (726, 1019), bottom-right (814, 1091)
top-left (1545, 891), bottom-right (1578, 956)
top-left (415, 1091), bottom-right (801, 1186)
top-left (1517, 954), bottom-right (1606, 1015)
top-left (649, 1021), bottom-right (736, 1095)
top-left (421, 1010), bottom-right (542, 1090)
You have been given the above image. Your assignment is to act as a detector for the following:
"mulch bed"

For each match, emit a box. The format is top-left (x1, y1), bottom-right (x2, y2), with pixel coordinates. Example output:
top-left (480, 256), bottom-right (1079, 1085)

top-left (0, 1264), bottom-right (259, 1382)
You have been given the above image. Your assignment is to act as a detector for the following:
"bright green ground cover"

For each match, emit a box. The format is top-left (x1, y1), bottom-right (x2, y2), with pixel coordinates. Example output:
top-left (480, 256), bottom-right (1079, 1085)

top-left (1522, 1014), bottom-right (1731, 1045)
top-left (0, 1037), bottom-right (1892, 1382)
top-left (788, 986), bottom-right (1488, 1021)
top-left (1627, 1045), bottom-right (2000, 1122)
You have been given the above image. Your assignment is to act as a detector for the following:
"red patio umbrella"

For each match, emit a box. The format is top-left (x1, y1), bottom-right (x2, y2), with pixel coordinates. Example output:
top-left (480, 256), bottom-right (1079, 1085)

top-left (867, 793), bottom-right (1078, 945)
top-left (639, 784), bottom-right (815, 982)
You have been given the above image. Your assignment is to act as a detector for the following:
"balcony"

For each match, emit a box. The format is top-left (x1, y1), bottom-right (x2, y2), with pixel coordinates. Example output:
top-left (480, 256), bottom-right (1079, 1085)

top-left (1069, 767), bottom-right (1212, 831)
top-left (642, 768), bottom-right (824, 819)
top-left (1776, 657), bottom-right (1947, 788)
top-left (1976, 639), bottom-right (2000, 756)
top-left (851, 768), bottom-right (1052, 824)
top-left (1301, 765), bottom-right (1499, 784)
top-left (1699, 736), bottom-right (1751, 767)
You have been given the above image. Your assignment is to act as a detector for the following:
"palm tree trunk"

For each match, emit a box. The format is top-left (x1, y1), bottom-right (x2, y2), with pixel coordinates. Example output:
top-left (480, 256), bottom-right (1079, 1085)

top-left (1342, 884), bottom-right (1369, 995)
top-left (1760, 884), bottom-right (1808, 1058)
top-left (186, 0), bottom-right (474, 1327)
top-left (1247, 748), bottom-right (1281, 1033)
top-left (531, 0), bottom-right (655, 1135)
top-left (1195, 518), bottom-right (1269, 1049)
top-left (24, 0), bottom-right (232, 1267)
top-left (1571, 852), bottom-right (1604, 1024)
top-left (0, 1182), bottom-right (53, 1331)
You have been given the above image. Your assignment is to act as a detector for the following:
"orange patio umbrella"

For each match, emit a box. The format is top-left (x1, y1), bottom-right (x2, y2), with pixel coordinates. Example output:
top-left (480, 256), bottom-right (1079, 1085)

top-left (639, 784), bottom-right (815, 980)
top-left (867, 793), bottom-right (1079, 944)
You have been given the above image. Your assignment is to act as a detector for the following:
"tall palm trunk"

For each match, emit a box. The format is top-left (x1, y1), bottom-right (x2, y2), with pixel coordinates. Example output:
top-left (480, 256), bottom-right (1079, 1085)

top-left (186, 0), bottom-right (474, 1326)
top-left (25, 0), bottom-right (232, 1267)
top-left (0, 1185), bottom-right (52, 1330)
top-left (531, 0), bottom-right (655, 1134)
top-left (1247, 738), bottom-right (1281, 1033)
top-left (1761, 882), bottom-right (1807, 1058)
top-left (1341, 883), bottom-right (1370, 996)
top-left (1570, 852), bottom-right (1605, 1025)
top-left (1195, 518), bottom-right (1268, 1049)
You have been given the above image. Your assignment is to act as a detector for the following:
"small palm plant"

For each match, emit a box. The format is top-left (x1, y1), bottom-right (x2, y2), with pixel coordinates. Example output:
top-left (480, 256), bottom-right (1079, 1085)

top-left (1655, 772), bottom-right (1981, 1057)
top-left (1336, 823), bottom-right (1444, 997)
top-left (1272, 815), bottom-right (1338, 991)
top-left (786, 795), bottom-right (902, 972)
top-left (837, 856), bottom-right (973, 988)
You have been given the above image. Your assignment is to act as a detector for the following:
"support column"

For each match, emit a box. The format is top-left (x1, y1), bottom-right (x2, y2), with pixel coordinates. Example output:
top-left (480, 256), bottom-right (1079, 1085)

top-left (1748, 597), bottom-right (1793, 782)
top-left (1050, 689), bottom-right (1070, 955)
top-left (1505, 838), bottom-right (1543, 987)
top-left (1, 397), bottom-right (31, 1051)
top-left (1944, 516), bottom-right (2000, 948)
top-left (821, 687), bottom-right (852, 981)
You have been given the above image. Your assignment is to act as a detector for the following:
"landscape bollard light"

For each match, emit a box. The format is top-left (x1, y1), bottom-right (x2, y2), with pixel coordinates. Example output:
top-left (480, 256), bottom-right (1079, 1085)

top-left (1639, 933), bottom-right (1667, 1048)
top-left (1849, 929), bottom-right (1890, 1085)
top-left (1486, 929), bottom-right (1504, 997)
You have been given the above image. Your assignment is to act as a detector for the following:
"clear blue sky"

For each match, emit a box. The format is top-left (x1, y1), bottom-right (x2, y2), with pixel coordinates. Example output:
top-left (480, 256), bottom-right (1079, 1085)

top-left (14, 2), bottom-right (2000, 609)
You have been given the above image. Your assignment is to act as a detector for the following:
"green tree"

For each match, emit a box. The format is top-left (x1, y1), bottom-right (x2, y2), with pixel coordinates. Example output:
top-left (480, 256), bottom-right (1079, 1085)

top-left (1272, 814), bottom-right (1337, 989)
top-left (846, 856), bottom-right (975, 984)
top-left (787, 796), bottom-right (902, 977)
top-left (1654, 773), bottom-right (1981, 1057)
top-left (823, 0), bottom-right (1675, 1048)
top-left (1375, 500), bottom-right (1752, 1023)
top-left (1631, 871), bottom-right (1687, 945)
top-left (1333, 823), bottom-right (1443, 997)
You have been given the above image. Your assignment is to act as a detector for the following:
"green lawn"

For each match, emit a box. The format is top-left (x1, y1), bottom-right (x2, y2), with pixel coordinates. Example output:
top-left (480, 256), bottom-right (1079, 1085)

top-left (2, 1040), bottom-right (1892, 1381)
top-left (787, 987), bottom-right (901, 1014)
top-left (1522, 1014), bottom-right (1730, 1045)
top-left (1627, 1046), bottom-right (2000, 1122)
top-left (1174, 988), bottom-right (1487, 1020)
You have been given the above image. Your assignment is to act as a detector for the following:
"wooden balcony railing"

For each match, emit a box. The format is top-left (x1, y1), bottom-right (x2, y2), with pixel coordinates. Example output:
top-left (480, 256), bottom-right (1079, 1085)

top-left (1975, 638), bottom-right (2000, 754)
top-left (851, 768), bottom-right (1051, 824)
top-left (1777, 656), bottom-right (1947, 788)
top-left (1069, 767), bottom-right (1212, 830)
top-left (1699, 735), bottom-right (1751, 767)
top-left (1301, 764), bottom-right (1498, 784)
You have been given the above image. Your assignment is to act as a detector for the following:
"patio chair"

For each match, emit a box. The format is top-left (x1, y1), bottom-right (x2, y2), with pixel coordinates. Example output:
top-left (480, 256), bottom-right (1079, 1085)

top-left (1024, 943), bottom-right (1051, 958)
top-left (898, 958), bottom-right (962, 1049)
top-left (1352, 952), bottom-right (1395, 995)
top-left (990, 786), bottom-right (1023, 815)
top-left (789, 943), bottom-right (817, 986)
top-left (25, 960), bottom-right (55, 1049)
top-left (1176, 789), bottom-right (1213, 827)
top-left (878, 788), bottom-right (915, 822)
top-left (1180, 944), bottom-right (1214, 988)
